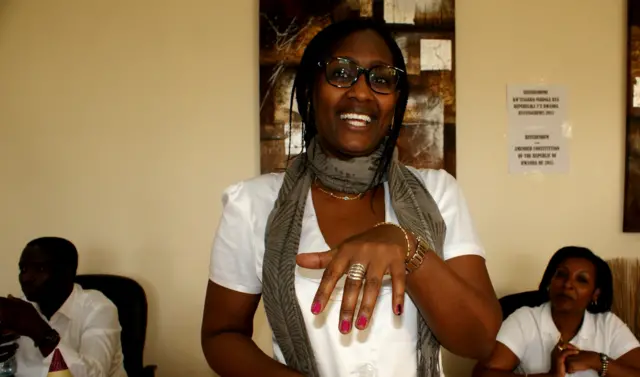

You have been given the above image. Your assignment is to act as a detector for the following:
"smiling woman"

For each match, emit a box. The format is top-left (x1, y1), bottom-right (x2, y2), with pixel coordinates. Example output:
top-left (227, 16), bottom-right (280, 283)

top-left (201, 18), bottom-right (501, 377)
top-left (311, 30), bottom-right (403, 158)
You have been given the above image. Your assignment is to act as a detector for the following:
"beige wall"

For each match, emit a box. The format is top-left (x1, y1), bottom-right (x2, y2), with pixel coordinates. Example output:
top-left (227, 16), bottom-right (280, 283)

top-left (0, 0), bottom-right (634, 376)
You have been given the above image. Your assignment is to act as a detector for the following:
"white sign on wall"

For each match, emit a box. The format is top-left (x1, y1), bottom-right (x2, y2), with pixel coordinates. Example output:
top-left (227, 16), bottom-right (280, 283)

top-left (507, 85), bottom-right (570, 174)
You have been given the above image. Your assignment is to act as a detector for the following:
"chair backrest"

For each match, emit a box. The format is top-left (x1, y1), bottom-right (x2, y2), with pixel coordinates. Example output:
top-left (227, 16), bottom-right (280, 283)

top-left (75, 274), bottom-right (148, 376)
top-left (498, 290), bottom-right (547, 320)
top-left (607, 258), bottom-right (640, 339)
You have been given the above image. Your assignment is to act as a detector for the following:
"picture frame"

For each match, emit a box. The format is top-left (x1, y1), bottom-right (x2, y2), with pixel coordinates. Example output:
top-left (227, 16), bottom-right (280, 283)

top-left (624, 0), bottom-right (640, 232)
top-left (258, 0), bottom-right (457, 176)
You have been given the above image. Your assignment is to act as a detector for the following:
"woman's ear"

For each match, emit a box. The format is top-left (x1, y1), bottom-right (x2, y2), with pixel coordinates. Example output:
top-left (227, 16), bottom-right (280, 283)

top-left (592, 288), bottom-right (601, 303)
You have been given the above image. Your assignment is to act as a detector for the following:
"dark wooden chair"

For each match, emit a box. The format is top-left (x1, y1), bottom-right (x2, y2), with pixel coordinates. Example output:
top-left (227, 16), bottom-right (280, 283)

top-left (76, 274), bottom-right (157, 377)
top-left (498, 290), bottom-right (547, 320)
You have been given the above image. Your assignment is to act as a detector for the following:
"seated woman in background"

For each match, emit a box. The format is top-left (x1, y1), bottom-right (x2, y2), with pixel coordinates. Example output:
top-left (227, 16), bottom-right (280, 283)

top-left (473, 246), bottom-right (640, 377)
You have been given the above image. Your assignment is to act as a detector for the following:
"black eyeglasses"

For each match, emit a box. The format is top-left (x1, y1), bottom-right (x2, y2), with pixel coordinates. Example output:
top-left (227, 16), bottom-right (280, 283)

top-left (318, 57), bottom-right (405, 95)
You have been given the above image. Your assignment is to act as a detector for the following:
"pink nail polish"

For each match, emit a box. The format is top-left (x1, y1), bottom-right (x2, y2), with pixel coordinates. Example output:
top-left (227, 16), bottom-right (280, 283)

top-left (340, 320), bottom-right (351, 333)
top-left (356, 316), bottom-right (368, 328)
top-left (396, 304), bottom-right (403, 315)
top-left (311, 301), bottom-right (321, 315)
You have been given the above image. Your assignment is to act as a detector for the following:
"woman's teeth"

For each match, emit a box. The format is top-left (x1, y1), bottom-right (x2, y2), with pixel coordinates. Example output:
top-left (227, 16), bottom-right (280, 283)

top-left (340, 113), bottom-right (372, 128)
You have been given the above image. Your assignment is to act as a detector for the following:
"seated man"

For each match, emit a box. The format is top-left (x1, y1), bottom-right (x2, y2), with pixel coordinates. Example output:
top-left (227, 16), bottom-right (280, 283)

top-left (0, 237), bottom-right (127, 377)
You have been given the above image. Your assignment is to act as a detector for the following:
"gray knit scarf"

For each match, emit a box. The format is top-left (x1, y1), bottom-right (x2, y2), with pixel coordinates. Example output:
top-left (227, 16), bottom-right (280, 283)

top-left (263, 137), bottom-right (446, 377)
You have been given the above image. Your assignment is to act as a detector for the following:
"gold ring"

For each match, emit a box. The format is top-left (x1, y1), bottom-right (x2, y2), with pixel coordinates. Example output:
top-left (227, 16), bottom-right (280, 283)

top-left (558, 345), bottom-right (564, 351)
top-left (346, 263), bottom-right (366, 281)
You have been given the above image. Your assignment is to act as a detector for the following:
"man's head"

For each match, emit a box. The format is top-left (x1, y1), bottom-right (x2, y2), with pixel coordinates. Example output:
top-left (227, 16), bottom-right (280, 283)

top-left (19, 237), bottom-right (78, 303)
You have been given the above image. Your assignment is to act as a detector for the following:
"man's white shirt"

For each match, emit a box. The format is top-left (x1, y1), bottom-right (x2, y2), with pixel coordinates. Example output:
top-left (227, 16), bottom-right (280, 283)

top-left (16, 284), bottom-right (127, 377)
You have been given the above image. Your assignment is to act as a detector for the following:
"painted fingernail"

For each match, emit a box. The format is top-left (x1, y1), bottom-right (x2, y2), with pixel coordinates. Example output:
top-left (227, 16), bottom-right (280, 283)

top-left (396, 304), bottom-right (403, 315)
top-left (311, 301), bottom-right (321, 315)
top-left (340, 320), bottom-right (351, 333)
top-left (356, 316), bottom-right (368, 328)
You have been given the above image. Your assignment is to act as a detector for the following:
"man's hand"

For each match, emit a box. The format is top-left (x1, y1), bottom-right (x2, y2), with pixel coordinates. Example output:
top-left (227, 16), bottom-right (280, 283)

top-left (0, 296), bottom-right (51, 341)
top-left (0, 331), bottom-right (19, 362)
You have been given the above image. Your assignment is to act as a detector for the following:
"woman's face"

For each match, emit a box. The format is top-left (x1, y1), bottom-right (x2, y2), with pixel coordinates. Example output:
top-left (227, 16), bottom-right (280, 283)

top-left (548, 257), bottom-right (600, 313)
top-left (312, 29), bottom-right (399, 158)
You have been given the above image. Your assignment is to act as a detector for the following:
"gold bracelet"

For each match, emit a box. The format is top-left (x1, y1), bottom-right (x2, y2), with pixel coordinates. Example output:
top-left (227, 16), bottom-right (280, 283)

top-left (406, 235), bottom-right (431, 273)
top-left (373, 222), bottom-right (412, 261)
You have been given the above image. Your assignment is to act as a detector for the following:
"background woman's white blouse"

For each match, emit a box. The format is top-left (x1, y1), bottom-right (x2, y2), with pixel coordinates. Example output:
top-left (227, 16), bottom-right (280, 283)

top-left (209, 168), bottom-right (485, 377)
top-left (497, 302), bottom-right (640, 377)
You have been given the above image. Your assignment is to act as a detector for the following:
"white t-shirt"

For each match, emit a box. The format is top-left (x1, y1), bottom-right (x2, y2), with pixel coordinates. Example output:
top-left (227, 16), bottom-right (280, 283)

top-left (209, 167), bottom-right (485, 377)
top-left (497, 301), bottom-right (640, 377)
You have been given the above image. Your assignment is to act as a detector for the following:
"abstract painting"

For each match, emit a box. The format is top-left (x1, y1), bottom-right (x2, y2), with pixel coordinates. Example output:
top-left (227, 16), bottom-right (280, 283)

top-left (625, 0), bottom-right (640, 232)
top-left (259, 0), bottom-right (457, 176)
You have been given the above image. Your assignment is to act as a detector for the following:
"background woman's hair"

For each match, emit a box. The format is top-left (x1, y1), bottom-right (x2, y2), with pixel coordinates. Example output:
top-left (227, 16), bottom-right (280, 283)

top-left (289, 18), bottom-right (409, 186)
top-left (537, 246), bottom-right (613, 313)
